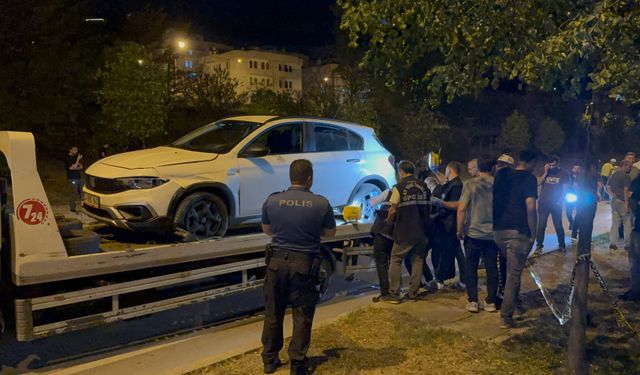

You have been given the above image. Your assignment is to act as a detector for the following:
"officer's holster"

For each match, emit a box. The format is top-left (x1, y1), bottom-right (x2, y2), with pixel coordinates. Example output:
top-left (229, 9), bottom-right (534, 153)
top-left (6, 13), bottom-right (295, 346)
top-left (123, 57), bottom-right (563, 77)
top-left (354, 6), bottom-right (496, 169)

top-left (265, 243), bottom-right (274, 265)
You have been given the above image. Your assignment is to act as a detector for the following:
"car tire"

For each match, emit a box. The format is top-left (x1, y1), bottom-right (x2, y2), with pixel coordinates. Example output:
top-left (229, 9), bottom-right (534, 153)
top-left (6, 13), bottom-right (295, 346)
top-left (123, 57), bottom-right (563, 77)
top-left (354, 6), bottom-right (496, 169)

top-left (173, 192), bottom-right (229, 238)
top-left (63, 229), bottom-right (101, 256)
top-left (57, 217), bottom-right (83, 238)
top-left (348, 182), bottom-right (383, 223)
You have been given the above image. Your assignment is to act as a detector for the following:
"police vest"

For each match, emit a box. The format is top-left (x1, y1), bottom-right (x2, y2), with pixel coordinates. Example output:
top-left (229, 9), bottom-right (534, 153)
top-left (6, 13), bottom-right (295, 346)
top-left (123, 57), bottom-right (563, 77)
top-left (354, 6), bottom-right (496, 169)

top-left (393, 176), bottom-right (431, 245)
top-left (370, 190), bottom-right (394, 237)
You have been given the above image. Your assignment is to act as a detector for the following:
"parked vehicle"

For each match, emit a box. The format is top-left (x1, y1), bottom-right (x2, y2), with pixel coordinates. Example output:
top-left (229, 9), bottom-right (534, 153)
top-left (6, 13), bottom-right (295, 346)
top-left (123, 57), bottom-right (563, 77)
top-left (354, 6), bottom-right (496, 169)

top-left (82, 116), bottom-right (396, 237)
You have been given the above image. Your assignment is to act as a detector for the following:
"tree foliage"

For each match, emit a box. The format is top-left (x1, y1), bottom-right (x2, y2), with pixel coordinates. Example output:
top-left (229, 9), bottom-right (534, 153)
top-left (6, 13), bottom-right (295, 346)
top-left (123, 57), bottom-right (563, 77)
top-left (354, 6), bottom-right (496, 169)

top-left (247, 89), bottom-right (304, 115)
top-left (0, 0), bottom-right (105, 135)
top-left (97, 42), bottom-right (169, 147)
top-left (174, 68), bottom-right (247, 118)
top-left (498, 111), bottom-right (530, 152)
top-left (535, 117), bottom-right (565, 155)
top-left (338, 0), bottom-right (640, 110)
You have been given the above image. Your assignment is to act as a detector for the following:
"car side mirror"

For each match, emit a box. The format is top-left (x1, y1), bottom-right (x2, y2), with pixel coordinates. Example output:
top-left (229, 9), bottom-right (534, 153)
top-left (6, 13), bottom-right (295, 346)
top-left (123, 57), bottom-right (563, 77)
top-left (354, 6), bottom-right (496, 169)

top-left (241, 144), bottom-right (270, 158)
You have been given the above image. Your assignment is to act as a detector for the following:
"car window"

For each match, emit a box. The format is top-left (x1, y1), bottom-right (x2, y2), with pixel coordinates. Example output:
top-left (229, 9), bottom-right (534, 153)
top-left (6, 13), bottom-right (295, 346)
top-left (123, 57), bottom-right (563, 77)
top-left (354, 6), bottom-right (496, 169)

top-left (251, 123), bottom-right (303, 155)
top-left (172, 120), bottom-right (262, 153)
top-left (348, 130), bottom-right (364, 150)
top-left (313, 124), bottom-right (349, 152)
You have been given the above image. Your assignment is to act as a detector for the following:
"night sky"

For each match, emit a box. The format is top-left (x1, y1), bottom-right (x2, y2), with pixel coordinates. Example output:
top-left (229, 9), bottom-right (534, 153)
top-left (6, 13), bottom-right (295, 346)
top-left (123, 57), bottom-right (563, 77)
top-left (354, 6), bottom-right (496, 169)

top-left (152, 0), bottom-right (338, 49)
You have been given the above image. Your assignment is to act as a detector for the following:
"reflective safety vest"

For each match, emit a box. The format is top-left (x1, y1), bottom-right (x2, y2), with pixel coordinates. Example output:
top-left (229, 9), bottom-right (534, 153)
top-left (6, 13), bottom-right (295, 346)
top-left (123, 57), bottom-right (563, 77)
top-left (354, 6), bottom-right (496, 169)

top-left (393, 175), bottom-right (432, 245)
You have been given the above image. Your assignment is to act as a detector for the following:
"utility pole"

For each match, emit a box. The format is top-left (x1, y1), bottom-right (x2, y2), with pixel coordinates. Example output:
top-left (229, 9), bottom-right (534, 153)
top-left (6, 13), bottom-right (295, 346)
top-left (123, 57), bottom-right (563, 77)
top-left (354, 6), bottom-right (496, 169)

top-left (568, 102), bottom-right (598, 374)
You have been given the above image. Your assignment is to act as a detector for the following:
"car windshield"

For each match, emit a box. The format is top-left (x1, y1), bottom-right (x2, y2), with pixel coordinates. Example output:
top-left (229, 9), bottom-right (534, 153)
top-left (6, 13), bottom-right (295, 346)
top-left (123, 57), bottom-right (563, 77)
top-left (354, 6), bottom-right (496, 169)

top-left (171, 120), bottom-right (262, 153)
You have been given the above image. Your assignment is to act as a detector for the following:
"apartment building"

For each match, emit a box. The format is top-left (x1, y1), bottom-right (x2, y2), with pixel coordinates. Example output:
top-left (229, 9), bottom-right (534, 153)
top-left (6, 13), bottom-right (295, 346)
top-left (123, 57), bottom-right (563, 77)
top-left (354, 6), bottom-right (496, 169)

top-left (159, 30), bottom-right (233, 75)
top-left (203, 50), bottom-right (304, 95)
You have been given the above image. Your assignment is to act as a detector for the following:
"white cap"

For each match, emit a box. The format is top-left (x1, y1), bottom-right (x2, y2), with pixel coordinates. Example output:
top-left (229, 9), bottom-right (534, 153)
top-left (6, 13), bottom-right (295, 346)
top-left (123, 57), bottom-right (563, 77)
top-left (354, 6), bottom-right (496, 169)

top-left (497, 154), bottom-right (515, 165)
top-left (610, 158), bottom-right (617, 163)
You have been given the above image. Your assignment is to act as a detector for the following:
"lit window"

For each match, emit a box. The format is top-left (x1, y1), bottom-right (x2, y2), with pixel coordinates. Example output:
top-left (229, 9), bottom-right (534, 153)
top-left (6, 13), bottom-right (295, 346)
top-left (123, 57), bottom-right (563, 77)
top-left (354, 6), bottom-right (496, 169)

top-left (184, 60), bottom-right (193, 68)
top-left (188, 72), bottom-right (197, 79)
top-left (188, 49), bottom-right (193, 56)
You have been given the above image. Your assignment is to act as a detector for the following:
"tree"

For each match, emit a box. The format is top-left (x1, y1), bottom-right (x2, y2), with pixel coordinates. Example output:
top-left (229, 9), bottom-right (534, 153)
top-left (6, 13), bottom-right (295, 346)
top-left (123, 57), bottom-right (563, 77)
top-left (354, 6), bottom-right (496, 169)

top-left (535, 117), bottom-right (565, 155)
top-left (0, 0), bottom-right (106, 150)
top-left (97, 42), bottom-right (169, 148)
top-left (498, 111), bottom-right (530, 152)
top-left (174, 68), bottom-right (247, 119)
top-left (246, 89), bottom-right (304, 115)
top-left (339, 2), bottom-right (640, 371)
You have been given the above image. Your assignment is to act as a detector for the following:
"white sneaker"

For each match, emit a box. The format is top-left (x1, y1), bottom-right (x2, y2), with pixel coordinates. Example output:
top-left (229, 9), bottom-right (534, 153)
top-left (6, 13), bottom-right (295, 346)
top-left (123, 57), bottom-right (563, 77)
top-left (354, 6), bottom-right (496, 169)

top-left (466, 301), bottom-right (479, 313)
top-left (437, 282), bottom-right (445, 290)
top-left (484, 303), bottom-right (498, 312)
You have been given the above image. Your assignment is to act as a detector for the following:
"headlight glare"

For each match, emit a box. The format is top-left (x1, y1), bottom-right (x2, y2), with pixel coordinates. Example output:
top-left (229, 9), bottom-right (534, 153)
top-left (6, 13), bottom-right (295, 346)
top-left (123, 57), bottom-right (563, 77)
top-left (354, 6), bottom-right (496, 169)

top-left (116, 177), bottom-right (168, 189)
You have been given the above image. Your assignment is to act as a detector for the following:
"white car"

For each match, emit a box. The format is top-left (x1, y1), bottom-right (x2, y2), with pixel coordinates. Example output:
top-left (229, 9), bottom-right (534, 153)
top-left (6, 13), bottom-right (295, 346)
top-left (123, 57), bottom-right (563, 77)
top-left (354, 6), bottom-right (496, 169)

top-left (82, 116), bottom-right (396, 237)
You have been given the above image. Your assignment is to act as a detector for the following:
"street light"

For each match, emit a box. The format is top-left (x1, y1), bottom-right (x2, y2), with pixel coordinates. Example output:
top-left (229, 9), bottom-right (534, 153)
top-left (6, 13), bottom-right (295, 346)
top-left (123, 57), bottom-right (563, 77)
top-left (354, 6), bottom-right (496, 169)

top-left (137, 59), bottom-right (144, 65)
top-left (177, 40), bottom-right (186, 49)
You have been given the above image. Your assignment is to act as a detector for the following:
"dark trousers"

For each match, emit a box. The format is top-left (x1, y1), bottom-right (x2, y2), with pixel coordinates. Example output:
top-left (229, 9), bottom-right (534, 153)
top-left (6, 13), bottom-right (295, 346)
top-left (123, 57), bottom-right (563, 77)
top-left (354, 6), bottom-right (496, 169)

top-left (536, 201), bottom-right (565, 249)
top-left (68, 178), bottom-right (82, 211)
top-left (601, 176), bottom-right (609, 200)
top-left (566, 201), bottom-right (579, 238)
top-left (404, 242), bottom-right (434, 284)
top-left (464, 236), bottom-right (499, 304)
top-left (433, 228), bottom-right (466, 283)
top-left (373, 234), bottom-right (393, 295)
top-left (629, 232), bottom-right (640, 296)
top-left (262, 252), bottom-right (319, 366)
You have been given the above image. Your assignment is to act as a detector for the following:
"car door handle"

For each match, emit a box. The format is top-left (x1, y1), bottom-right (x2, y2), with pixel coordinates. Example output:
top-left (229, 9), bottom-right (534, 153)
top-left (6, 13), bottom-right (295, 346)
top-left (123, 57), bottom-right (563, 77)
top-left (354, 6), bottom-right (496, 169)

top-left (346, 158), bottom-right (360, 163)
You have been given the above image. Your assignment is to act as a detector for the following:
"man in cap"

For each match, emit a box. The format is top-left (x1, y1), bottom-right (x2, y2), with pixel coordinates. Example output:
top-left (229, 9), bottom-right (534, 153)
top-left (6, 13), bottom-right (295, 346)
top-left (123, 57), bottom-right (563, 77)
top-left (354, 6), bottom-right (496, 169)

top-left (496, 154), bottom-right (515, 171)
top-left (600, 158), bottom-right (616, 201)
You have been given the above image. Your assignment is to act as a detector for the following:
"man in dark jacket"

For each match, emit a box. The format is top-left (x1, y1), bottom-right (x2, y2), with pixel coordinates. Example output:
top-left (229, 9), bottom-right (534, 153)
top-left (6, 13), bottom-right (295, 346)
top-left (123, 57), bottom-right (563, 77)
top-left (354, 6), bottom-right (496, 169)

top-left (383, 160), bottom-right (432, 303)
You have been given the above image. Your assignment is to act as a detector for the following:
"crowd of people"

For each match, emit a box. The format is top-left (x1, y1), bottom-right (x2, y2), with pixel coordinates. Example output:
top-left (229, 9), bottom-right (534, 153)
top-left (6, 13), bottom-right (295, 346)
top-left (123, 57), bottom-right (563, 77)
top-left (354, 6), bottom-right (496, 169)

top-left (370, 149), bottom-right (640, 330)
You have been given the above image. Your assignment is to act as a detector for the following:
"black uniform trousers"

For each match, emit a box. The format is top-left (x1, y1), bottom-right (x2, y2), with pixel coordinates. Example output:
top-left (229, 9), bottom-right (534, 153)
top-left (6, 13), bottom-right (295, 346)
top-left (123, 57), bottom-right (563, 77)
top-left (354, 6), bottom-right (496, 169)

top-left (262, 250), bottom-right (319, 367)
top-left (536, 200), bottom-right (565, 249)
top-left (373, 234), bottom-right (393, 295)
top-left (432, 222), bottom-right (466, 283)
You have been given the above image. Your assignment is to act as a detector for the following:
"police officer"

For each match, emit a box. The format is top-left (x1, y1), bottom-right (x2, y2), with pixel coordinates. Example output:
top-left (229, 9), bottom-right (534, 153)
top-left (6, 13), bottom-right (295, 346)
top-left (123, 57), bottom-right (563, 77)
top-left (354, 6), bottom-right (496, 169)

top-left (384, 160), bottom-right (432, 303)
top-left (261, 159), bottom-right (336, 375)
top-left (369, 189), bottom-right (394, 302)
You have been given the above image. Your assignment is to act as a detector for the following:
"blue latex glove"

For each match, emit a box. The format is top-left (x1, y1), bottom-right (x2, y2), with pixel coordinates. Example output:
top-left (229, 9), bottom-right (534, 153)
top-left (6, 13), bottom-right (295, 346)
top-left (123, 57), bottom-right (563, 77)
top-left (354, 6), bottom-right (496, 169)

top-left (431, 197), bottom-right (443, 208)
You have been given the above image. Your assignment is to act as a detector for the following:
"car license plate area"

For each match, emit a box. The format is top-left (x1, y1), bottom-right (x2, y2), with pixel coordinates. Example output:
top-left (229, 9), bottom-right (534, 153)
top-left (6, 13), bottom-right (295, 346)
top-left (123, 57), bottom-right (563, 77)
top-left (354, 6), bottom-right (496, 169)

top-left (84, 193), bottom-right (100, 208)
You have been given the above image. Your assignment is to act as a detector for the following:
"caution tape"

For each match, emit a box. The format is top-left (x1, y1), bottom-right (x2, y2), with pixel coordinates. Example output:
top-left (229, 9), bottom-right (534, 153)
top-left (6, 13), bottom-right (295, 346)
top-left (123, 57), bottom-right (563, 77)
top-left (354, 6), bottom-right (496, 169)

top-left (589, 260), bottom-right (638, 336)
top-left (527, 258), bottom-right (579, 326)
top-left (527, 251), bottom-right (638, 336)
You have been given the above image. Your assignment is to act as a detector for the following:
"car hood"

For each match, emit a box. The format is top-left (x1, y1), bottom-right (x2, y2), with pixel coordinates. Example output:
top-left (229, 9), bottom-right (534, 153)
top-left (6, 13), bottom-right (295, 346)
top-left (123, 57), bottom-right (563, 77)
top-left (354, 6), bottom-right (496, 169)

top-left (99, 146), bottom-right (218, 169)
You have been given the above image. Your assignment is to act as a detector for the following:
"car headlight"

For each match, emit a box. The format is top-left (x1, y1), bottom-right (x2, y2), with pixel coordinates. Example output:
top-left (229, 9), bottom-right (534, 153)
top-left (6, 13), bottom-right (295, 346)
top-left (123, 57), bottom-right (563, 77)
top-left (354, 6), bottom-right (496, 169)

top-left (115, 177), bottom-right (169, 189)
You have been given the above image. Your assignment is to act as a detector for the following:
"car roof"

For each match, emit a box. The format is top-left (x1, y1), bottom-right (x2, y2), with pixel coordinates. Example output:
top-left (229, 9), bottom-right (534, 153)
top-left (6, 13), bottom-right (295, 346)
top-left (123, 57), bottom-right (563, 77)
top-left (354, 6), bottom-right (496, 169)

top-left (222, 115), bottom-right (278, 123)
top-left (220, 115), bottom-right (373, 133)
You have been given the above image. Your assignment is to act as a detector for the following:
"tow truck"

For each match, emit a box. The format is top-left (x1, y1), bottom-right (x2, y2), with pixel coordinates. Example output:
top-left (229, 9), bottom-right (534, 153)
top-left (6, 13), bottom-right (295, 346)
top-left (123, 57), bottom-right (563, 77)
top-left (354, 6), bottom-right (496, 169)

top-left (0, 131), bottom-right (375, 342)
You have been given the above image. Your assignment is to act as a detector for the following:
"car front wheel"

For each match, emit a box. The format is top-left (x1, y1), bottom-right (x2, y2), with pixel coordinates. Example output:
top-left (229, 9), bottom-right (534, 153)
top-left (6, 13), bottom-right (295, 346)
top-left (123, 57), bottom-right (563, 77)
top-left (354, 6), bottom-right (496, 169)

top-left (173, 192), bottom-right (229, 238)
top-left (348, 182), bottom-right (382, 223)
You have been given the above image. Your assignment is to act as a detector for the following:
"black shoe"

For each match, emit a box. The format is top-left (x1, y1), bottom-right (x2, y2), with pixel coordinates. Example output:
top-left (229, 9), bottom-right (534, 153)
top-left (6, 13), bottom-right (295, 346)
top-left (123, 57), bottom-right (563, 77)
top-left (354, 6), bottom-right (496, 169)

top-left (619, 290), bottom-right (640, 301)
top-left (406, 291), bottom-right (429, 301)
top-left (372, 293), bottom-right (389, 303)
top-left (264, 358), bottom-right (282, 374)
top-left (380, 294), bottom-right (402, 304)
top-left (290, 360), bottom-right (309, 375)
top-left (558, 246), bottom-right (567, 253)
top-left (500, 317), bottom-right (516, 329)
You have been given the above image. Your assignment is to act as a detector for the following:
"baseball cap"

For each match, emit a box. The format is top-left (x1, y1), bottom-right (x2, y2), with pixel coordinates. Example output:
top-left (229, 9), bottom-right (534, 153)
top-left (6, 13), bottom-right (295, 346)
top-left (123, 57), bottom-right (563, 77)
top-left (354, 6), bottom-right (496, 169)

top-left (497, 154), bottom-right (515, 165)
top-left (610, 158), bottom-right (617, 163)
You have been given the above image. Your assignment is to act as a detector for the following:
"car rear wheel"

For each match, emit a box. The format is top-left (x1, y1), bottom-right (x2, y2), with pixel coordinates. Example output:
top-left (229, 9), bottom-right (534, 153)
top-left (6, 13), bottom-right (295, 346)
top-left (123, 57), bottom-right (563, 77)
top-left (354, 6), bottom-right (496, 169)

top-left (173, 192), bottom-right (229, 238)
top-left (348, 183), bottom-right (382, 223)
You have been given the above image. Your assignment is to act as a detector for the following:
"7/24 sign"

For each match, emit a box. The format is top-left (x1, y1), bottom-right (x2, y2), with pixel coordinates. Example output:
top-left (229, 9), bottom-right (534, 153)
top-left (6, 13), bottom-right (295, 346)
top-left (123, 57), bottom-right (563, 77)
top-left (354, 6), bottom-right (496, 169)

top-left (17, 198), bottom-right (48, 225)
